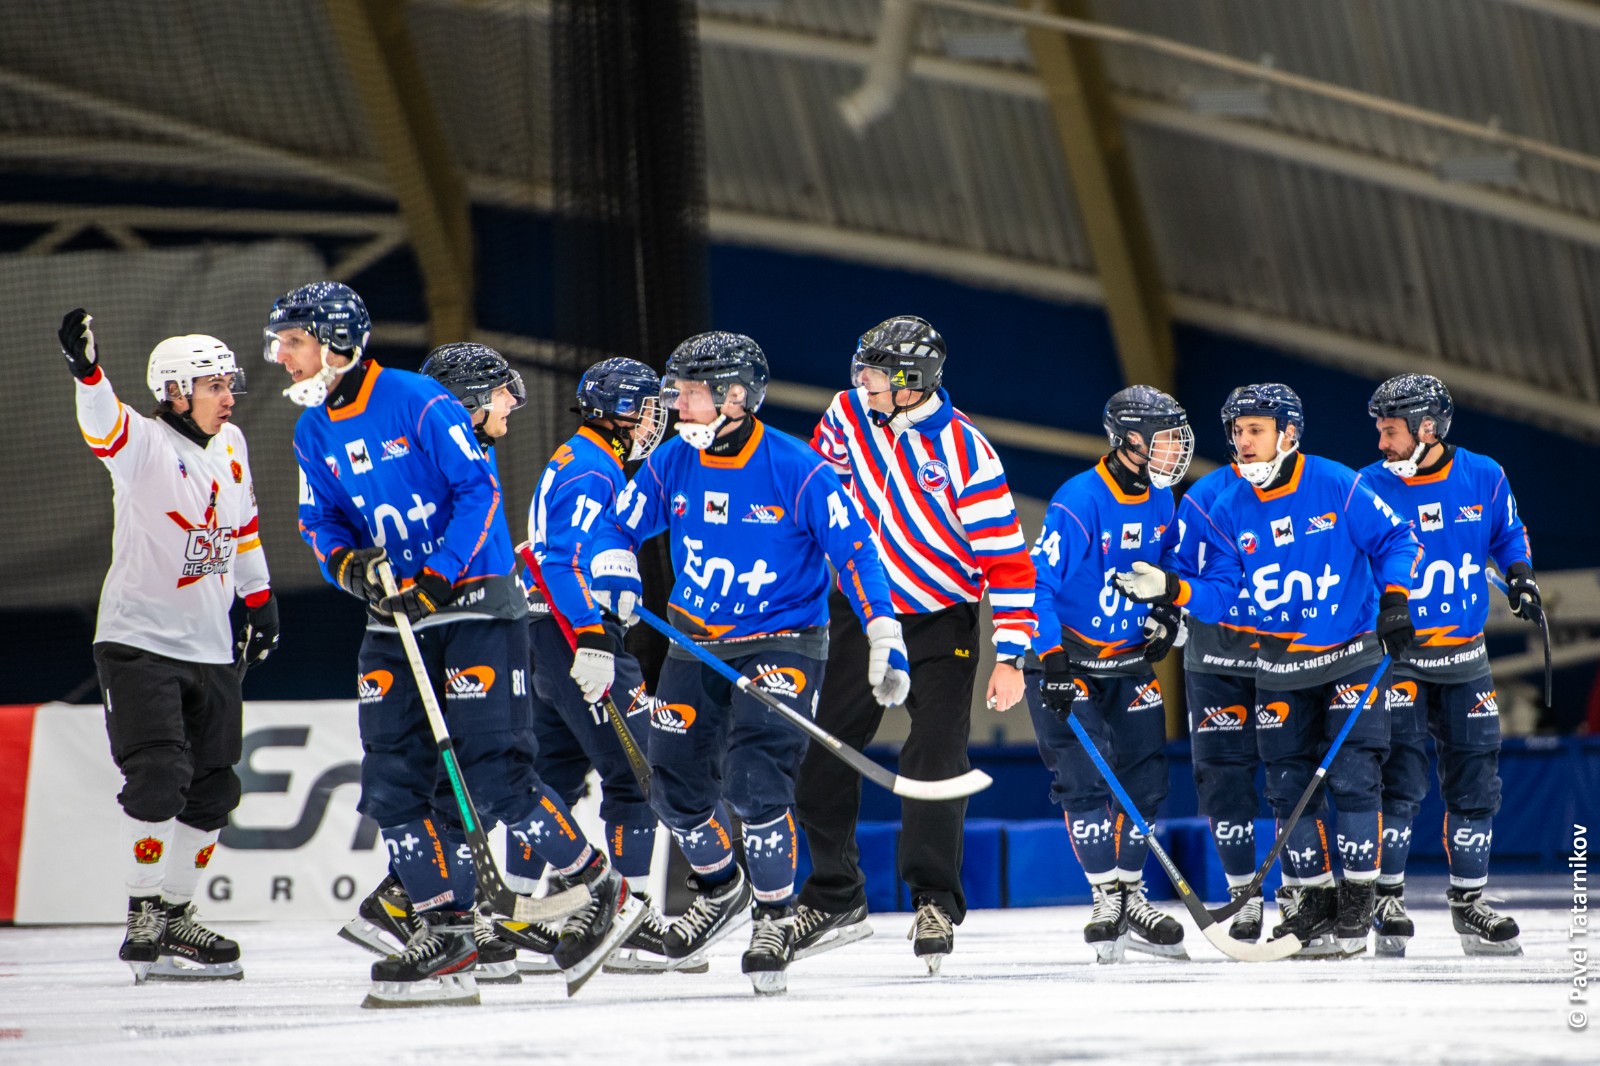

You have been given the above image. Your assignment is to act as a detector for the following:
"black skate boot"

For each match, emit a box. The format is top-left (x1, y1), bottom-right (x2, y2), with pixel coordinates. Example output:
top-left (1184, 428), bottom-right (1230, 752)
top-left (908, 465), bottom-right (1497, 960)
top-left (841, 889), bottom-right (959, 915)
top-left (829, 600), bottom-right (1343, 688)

top-left (471, 908), bottom-right (521, 984)
top-left (1372, 882), bottom-right (1414, 958)
top-left (1084, 882), bottom-right (1129, 964)
top-left (907, 897), bottom-right (954, 975)
top-left (1123, 880), bottom-right (1188, 960)
top-left (151, 901), bottom-right (243, 981)
top-left (118, 896), bottom-right (167, 984)
top-left (553, 856), bottom-right (647, 997)
top-left (1268, 884), bottom-right (1340, 958)
top-left (493, 916), bottom-right (562, 974)
top-left (1227, 885), bottom-right (1264, 943)
top-left (338, 872), bottom-right (420, 957)
top-left (604, 894), bottom-right (711, 974)
top-left (742, 903), bottom-right (798, 995)
top-left (362, 909), bottom-right (480, 1008)
top-left (792, 901), bottom-right (874, 962)
top-left (664, 867), bottom-right (752, 960)
top-left (1335, 879), bottom-right (1376, 957)
top-left (1447, 886), bottom-right (1523, 957)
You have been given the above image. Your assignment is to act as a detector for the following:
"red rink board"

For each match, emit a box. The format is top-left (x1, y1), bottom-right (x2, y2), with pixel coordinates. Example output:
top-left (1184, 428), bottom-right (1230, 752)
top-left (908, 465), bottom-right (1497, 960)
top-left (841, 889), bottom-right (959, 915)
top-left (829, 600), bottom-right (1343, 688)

top-left (0, 704), bottom-right (38, 921)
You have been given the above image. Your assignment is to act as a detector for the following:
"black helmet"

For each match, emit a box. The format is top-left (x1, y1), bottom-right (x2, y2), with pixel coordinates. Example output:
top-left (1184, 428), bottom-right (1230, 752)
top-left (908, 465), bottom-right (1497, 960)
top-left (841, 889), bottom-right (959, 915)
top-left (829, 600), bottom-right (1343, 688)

top-left (852, 315), bottom-right (946, 393)
top-left (661, 331), bottom-right (769, 413)
top-left (1103, 385), bottom-right (1193, 488)
top-left (421, 342), bottom-right (526, 414)
top-left (1368, 373), bottom-right (1452, 441)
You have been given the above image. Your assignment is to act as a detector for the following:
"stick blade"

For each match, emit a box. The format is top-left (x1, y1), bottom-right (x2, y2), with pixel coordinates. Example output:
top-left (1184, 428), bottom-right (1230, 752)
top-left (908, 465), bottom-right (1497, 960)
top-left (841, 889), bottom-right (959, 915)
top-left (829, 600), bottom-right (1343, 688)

top-left (1202, 923), bottom-right (1301, 963)
top-left (890, 768), bottom-right (992, 801)
top-left (507, 883), bottom-right (590, 923)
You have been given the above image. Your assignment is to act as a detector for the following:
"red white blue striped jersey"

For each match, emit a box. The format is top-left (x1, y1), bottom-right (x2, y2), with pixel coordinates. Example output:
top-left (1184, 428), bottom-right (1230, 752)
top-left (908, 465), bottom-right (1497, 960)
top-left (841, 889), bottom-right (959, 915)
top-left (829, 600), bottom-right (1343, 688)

top-left (812, 387), bottom-right (1036, 659)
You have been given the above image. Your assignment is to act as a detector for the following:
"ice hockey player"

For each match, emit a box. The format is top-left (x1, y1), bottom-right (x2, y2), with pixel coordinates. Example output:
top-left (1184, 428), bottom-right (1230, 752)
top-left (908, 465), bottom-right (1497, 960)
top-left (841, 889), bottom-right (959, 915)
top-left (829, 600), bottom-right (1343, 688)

top-left (266, 284), bottom-right (642, 1006)
top-left (1361, 373), bottom-right (1532, 957)
top-left (61, 309), bottom-right (277, 983)
top-left (1167, 424), bottom-right (1268, 942)
top-left (514, 356), bottom-right (707, 974)
top-left (1116, 383), bottom-right (1422, 958)
top-left (794, 315), bottom-right (1035, 974)
top-left (583, 331), bottom-right (909, 995)
top-left (1023, 385), bottom-right (1192, 964)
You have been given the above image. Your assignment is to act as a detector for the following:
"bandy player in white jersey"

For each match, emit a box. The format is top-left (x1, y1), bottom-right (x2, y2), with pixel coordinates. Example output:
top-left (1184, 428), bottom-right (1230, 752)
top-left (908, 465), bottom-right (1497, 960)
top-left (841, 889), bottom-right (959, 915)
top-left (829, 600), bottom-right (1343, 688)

top-left (61, 309), bottom-right (278, 984)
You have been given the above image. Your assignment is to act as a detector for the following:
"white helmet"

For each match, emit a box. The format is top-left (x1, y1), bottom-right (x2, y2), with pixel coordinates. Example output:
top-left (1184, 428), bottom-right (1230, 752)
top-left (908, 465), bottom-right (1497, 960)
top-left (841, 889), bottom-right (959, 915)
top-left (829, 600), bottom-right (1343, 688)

top-left (147, 335), bottom-right (244, 403)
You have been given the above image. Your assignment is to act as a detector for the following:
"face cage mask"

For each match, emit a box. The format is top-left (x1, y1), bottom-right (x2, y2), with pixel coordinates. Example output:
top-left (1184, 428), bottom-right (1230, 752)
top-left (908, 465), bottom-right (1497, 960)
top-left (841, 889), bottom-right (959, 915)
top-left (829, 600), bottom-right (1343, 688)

top-left (1142, 423), bottom-right (1196, 489)
top-left (1236, 430), bottom-right (1299, 487)
top-left (622, 395), bottom-right (667, 460)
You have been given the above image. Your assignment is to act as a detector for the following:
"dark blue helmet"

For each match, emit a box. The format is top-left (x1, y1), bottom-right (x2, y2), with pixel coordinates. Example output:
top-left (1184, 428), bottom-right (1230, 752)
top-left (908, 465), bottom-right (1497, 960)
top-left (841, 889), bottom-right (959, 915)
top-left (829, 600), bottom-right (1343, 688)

top-left (1103, 385), bottom-right (1193, 487)
top-left (662, 331), bottom-right (769, 413)
top-left (421, 342), bottom-right (525, 414)
top-left (1221, 382), bottom-right (1305, 450)
top-left (1369, 373), bottom-right (1452, 441)
top-left (577, 357), bottom-right (660, 420)
top-left (852, 315), bottom-right (946, 393)
top-left (265, 281), bottom-right (371, 356)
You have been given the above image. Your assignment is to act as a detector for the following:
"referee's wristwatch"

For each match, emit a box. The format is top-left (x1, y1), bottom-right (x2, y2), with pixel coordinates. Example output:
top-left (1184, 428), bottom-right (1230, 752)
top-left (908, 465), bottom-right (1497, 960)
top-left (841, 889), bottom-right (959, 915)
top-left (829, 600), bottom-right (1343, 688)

top-left (994, 654), bottom-right (1025, 669)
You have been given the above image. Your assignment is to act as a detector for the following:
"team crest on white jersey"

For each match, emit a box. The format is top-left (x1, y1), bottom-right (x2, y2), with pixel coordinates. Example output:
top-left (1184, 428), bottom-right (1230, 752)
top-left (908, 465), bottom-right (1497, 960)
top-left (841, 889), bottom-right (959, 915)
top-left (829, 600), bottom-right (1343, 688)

top-left (1120, 522), bottom-right (1142, 549)
top-left (1270, 516), bottom-right (1294, 547)
top-left (917, 459), bottom-right (950, 493)
top-left (345, 438), bottom-right (372, 474)
top-left (704, 491), bottom-right (729, 524)
top-left (1418, 502), bottom-right (1444, 531)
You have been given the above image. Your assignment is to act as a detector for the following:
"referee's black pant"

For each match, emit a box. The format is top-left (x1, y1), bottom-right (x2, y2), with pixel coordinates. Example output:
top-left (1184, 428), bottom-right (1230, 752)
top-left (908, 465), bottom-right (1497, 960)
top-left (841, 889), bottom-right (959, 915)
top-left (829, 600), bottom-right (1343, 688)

top-left (796, 588), bottom-right (980, 923)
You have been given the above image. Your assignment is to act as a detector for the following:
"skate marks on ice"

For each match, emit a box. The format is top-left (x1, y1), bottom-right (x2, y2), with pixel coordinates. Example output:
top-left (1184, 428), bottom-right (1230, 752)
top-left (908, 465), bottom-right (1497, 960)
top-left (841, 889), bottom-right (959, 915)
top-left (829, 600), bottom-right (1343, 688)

top-left (0, 896), bottom-right (1585, 1066)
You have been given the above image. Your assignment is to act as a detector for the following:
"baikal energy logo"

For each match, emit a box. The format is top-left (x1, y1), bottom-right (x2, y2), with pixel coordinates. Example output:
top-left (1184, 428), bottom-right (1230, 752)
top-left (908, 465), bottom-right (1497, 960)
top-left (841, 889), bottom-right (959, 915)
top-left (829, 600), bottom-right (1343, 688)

top-left (444, 665), bottom-right (496, 700)
top-left (1195, 704), bottom-right (1247, 732)
top-left (652, 702), bottom-right (697, 735)
top-left (1467, 689), bottom-right (1500, 718)
top-left (752, 664), bottom-right (807, 700)
top-left (1386, 680), bottom-right (1418, 710)
top-left (1126, 679), bottom-right (1162, 712)
top-left (358, 669), bottom-right (394, 704)
top-left (1257, 701), bottom-right (1290, 729)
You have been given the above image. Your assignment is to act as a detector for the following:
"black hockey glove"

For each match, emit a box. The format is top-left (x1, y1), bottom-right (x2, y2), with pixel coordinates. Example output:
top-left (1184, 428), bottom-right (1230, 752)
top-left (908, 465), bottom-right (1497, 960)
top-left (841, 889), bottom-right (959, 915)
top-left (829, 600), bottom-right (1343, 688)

top-left (1142, 603), bottom-right (1184, 664)
top-left (377, 568), bottom-right (455, 625)
top-left (1504, 562), bottom-right (1543, 623)
top-left (58, 308), bottom-right (99, 381)
top-left (235, 593), bottom-right (280, 669)
top-left (1376, 590), bottom-right (1416, 656)
top-left (328, 546), bottom-right (388, 607)
top-left (1039, 652), bottom-right (1083, 721)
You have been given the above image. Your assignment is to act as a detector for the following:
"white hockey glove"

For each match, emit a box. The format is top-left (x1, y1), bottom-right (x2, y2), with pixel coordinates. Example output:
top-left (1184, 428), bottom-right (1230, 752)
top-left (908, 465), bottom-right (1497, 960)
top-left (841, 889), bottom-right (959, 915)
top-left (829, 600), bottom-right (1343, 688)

top-left (1114, 560), bottom-right (1181, 605)
top-left (589, 548), bottom-right (642, 621)
top-left (865, 616), bottom-right (911, 708)
top-left (569, 629), bottom-right (615, 704)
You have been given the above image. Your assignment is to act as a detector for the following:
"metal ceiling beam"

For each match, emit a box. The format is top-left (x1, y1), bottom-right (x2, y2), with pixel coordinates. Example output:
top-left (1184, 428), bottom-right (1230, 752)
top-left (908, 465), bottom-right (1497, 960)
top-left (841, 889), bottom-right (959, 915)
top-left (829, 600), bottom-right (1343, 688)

top-left (1025, 0), bottom-right (1174, 393)
top-left (324, 0), bottom-right (474, 344)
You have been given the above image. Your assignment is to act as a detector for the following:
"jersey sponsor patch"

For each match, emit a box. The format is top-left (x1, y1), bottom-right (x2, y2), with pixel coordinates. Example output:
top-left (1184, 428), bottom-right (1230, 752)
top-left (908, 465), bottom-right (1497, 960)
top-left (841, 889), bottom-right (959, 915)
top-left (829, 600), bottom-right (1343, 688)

top-left (742, 504), bottom-right (785, 524)
top-left (1386, 680), bottom-right (1418, 709)
top-left (1127, 679), bottom-right (1162, 712)
top-left (1304, 512), bottom-right (1336, 535)
top-left (1238, 529), bottom-right (1258, 555)
top-left (672, 492), bottom-right (688, 517)
top-left (1456, 504), bottom-right (1483, 523)
top-left (1418, 502), bottom-right (1444, 531)
top-left (1120, 522), bottom-right (1142, 549)
top-left (916, 459), bottom-right (951, 493)
top-left (704, 491), bottom-right (729, 524)
top-left (1257, 700), bottom-right (1290, 728)
top-left (444, 665), bottom-right (496, 699)
top-left (751, 664), bottom-right (807, 699)
top-left (380, 437), bottom-right (410, 461)
top-left (345, 438), bottom-right (372, 474)
top-left (1194, 704), bottom-right (1247, 731)
top-left (652, 702), bottom-right (697, 734)
top-left (1270, 516), bottom-right (1294, 547)
top-left (358, 669), bottom-right (394, 703)
top-left (1468, 689), bottom-right (1499, 717)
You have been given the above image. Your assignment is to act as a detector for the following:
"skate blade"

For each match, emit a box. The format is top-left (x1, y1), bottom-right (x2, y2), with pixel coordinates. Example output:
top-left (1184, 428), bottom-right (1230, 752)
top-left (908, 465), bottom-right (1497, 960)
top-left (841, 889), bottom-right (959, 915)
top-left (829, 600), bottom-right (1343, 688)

top-left (361, 973), bottom-right (480, 1008)
top-left (1127, 938), bottom-right (1190, 961)
top-left (1287, 934), bottom-right (1344, 959)
top-left (564, 897), bottom-right (649, 998)
top-left (515, 955), bottom-right (562, 975)
top-left (147, 957), bottom-right (244, 981)
top-left (919, 952), bottom-right (946, 976)
top-left (749, 969), bottom-right (788, 995)
top-left (1091, 933), bottom-right (1129, 965)
top-left (1374, 934), bottom-right (1409, 958)
top-left (126, 960), bottom-right (155, 985)
top-left (338, 919), bottom-right (403, 958)
top-left (792, 923), bottom-right (874, 962)
top-left (1336, 937), bottom-right (1369, 958)
top-left (603, 948), bottom-right (711, 974)
top-left (473, 960), bottom-right (522, 984)
top-left (1461, 934), bottom-right (1523, 957)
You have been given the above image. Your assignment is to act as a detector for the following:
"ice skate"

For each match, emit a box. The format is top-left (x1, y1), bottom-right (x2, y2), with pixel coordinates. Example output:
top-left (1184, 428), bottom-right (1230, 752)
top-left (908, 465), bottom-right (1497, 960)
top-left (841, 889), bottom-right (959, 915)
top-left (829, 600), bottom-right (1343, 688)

top-left (908, 897), bottom-right (953, 975)
top-left (119, 896), bottom-right (166, 984)
top-left (338, 872), bottom-right (420, 958)
top-left (1269, 885), bottom-right (1341, 958)
top-left (1227, 885), bottom-right (1263, 943)
top-left (471, 908), bottom-right (521, 984)
top-left (148, 901), bottom-right (243, 981)
top-left (791, 902), bottom-right (874, 961)
top-left (553, 858), bottom-right (648, 996)
top-left (361, 909), bottom-right (480, 1008)
top-left (604, 895), bottom-right (710, 974)
top-left (1448, 887), bottom-right (1523, 957)
top-left (1372, 882), bottom-right (1413, 958)
top-left (1123, 880), bottom-right (1188, 960)
top-left (663, 867), bottom-right (752, 960)
top-left (742, 903), bottom-right (797, 995)
top-left (493, 916), bottom-right (562, 974)
top-left (1085, 882), bottom-right (1129, 964)
top-left (1334, 879), bottom-right (1376, 957)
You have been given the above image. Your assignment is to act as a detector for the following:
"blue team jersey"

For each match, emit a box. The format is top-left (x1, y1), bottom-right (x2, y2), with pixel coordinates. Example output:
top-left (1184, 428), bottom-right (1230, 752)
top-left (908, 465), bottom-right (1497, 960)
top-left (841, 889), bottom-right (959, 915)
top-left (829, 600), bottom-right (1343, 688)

top-left (1030, 458), bottom-right (1177, 673)
top-left (592, 420), bottom-right (895, 641)
top-left (529, 426), bottom-right (628, 631)
top-left (1170, 464), bottom-right (1259, 677)
top-left (1180, 453), bottom-right (1422, 689)
top-left (1360, 446), bottom-right (1531, 680)
top-left (294, 363), bottom-right (524, 622)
